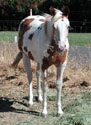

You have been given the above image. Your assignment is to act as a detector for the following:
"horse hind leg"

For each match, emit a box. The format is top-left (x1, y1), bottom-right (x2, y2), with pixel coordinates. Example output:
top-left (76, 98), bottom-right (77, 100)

top-left (11, 51), bottom-right (23, 68)
top-left (23, 54), bottom-right (33, 107)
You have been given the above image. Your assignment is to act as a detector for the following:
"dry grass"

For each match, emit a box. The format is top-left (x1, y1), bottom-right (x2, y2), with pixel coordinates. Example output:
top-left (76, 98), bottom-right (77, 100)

top-left (0, 42), bottom-right (91, 125)
top-left (0, 42), bottom-right (91, 91)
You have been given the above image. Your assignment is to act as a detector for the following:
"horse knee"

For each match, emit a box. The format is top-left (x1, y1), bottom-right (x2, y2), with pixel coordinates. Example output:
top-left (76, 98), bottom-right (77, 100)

top-left (56, 83), bottom-right (61, 91)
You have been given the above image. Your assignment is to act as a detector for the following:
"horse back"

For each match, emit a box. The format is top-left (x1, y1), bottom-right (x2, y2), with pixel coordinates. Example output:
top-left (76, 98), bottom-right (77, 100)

top-left (18, 15), bottom-right (48, 62)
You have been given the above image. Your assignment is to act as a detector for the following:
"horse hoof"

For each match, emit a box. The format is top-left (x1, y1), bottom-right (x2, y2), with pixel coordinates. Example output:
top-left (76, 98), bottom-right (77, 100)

top-left (57, 111), bottom-right (64, 117)
top-left (38, 97), bottom-right (43, 103)
top-left (41, 112), bottom-right (48, 118)
top-left (28, 102), bottom-right (33, 108)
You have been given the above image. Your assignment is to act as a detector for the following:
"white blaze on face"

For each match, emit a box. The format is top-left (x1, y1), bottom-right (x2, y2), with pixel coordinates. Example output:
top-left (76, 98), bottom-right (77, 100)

top-left (54, 17), bottom-right (70, 50)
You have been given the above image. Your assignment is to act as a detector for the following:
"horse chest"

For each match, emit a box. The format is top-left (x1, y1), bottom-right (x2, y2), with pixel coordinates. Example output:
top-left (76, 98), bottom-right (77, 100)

top-left (42, 50), bottom-right (67, 71)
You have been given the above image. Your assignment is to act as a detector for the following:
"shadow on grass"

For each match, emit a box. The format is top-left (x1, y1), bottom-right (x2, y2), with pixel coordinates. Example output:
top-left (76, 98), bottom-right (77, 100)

top-left (0, 97), bottom-right (40, 116)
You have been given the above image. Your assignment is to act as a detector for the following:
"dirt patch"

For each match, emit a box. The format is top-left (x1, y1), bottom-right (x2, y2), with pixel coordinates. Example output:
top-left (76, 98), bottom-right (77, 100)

top-left (0, 43), bottom-right (91, 125)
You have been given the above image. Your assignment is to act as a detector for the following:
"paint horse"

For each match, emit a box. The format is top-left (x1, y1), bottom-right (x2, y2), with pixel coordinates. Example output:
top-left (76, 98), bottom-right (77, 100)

top-left (17, 7), bottom-right (70, 117)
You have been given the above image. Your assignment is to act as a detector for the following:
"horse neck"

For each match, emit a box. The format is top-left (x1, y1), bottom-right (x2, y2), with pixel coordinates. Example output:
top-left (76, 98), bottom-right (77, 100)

top-left (46, 21), bottom-right (53, 42)
top-left (45, 14), bottom-right (61, 45)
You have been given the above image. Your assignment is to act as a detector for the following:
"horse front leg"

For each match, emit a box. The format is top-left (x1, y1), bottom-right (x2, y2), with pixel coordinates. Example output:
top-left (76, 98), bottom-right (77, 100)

top-left (56, 62), bottom-right (67, 116)
top-left (23, 54), bottom-right (33, 107)
top-left (41, 71), bottom-right (48, 117)
top-left (36, 63), bottom-right (42, 102)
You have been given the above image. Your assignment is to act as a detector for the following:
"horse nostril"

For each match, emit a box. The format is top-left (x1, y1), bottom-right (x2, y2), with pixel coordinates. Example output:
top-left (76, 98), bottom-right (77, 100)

top-left (60, 46), bottom-right (64, 51)
top-left (60, 44), bottom-right (66, 51)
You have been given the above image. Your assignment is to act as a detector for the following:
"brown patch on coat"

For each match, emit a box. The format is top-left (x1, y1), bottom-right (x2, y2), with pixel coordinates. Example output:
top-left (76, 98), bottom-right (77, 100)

top-left (44, 21), bottom-right (48, 36)
top-left (18, 18), bottom-right (34, 51)
top-left (51, 50), bottom-right (67, 66)
top-left (39, 19), bottom-right (46, 22)
top-left (50, 7), bottom-right (56, 16)
top-left (44, 77), bottom-right (48, 83)
top-left (42, 50), bottom-right (67, 72)
top-left (29, 33), bottom-right (34, 40)
top-left (24, 47), bottom-right (27, 52)
top-left (28, 51), bottom-right (34, 60)
top-left (51, 25), bottom-right (56, 45)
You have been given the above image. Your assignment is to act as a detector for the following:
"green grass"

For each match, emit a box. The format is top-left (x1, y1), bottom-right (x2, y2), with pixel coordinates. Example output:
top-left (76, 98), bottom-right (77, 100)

top-left (0, 31), bottom-right (91, 46)
top-left (68, 33), bottom-right (91, 47)
top-left (55, 91), bottom-right (91, 125)
top-left (16, 91), bottom-right (91, 125)
top-left (0, 31), bottom-right (18, 42)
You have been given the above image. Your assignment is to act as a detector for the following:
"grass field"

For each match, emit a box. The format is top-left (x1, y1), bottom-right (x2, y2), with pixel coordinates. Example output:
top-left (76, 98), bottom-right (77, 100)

top-left (68, 33), bottom-right (91, 47)
top-left (17, 91), bottom-right (91, 125)
top-left (0, 32), bottom-right (91, 125)
top-left (0, 31), bottom-right (18, 43)
top-left (0, 31), bottom-right (91, 46)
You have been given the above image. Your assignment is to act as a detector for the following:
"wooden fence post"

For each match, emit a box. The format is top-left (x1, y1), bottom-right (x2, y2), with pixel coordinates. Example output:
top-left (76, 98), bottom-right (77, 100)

top-left (30, 9), bottom-right (32, 16)
top-left (14, 36), bottom-right (17, 43)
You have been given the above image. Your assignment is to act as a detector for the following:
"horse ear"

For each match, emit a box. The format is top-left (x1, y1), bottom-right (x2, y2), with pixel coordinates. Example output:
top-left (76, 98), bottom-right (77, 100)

top-left (62, 6), bottom-right (70, 17)
top-left (50, 7), bottom-right (56, 16)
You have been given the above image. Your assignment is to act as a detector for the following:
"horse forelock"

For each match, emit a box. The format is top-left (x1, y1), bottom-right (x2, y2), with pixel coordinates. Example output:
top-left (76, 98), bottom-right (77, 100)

top-left (45, 12), bottom-right (62, 37)
top-left (44, 11), bottom-right (64, 39)
top-left (44, 14), bottom-right (61, 45)
top-left (46, 13), bottom-right (69, 59)
top-left (43, 11), bottom-right (69, 51)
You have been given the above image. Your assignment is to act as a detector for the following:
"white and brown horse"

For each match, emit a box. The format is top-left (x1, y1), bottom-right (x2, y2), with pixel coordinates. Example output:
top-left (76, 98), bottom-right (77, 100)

top-left (16, 7), bottom-right (70, 117)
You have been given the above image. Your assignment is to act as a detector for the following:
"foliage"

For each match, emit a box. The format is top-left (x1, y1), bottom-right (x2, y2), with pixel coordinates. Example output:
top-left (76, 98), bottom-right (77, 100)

top-left (0, 0), bottom-right (71, 20)
top-left (0, 0), bottom-right (91, 31)
top-left (0, 0), bottom-right (43, 19)
top-left (0, 0), bottom-right (91, 20)
top-left (38, 0), bottom-right (71, 14)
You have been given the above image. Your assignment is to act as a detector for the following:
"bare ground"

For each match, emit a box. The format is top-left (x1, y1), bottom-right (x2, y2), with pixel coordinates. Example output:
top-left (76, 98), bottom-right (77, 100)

top-left (0, 42), bottom-right (91, 125)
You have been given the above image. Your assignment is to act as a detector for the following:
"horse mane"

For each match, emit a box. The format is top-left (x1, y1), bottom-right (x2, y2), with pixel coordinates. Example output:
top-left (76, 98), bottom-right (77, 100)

top-left (44, 9), bottom-right (63, 42)
top-left (42, 8), bottom-right (68, 43)
top-left (41, 13), bottom-right (51, 19)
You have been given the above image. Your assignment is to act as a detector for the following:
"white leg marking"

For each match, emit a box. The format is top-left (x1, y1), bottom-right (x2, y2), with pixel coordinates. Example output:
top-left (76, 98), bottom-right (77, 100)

top-left (41, 71), bottom-right (48, 117)
top-left (56, 62), bottom-right (67, 116)
top-left (36, 63), bottom-right (42, 102)
top-left (23, 54), bottom-right (33, 107)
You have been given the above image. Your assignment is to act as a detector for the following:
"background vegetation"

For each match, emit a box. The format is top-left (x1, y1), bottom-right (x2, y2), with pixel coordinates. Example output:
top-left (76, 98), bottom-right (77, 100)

top-left (0, 0), bottom-right (91, 32)
top-left (0, 0), bottom-right (91, 20)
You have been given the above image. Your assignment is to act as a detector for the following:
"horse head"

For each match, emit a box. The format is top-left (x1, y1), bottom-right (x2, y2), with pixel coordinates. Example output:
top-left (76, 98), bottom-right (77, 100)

top-left (49, 7), bottom-right (70, 53)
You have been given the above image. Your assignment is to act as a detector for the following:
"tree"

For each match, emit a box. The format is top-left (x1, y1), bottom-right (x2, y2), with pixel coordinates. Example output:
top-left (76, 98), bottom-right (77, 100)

top-left (38, 0), bottom-right (71, 14)
top-left (0, 0), bottom-right (43, 20)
